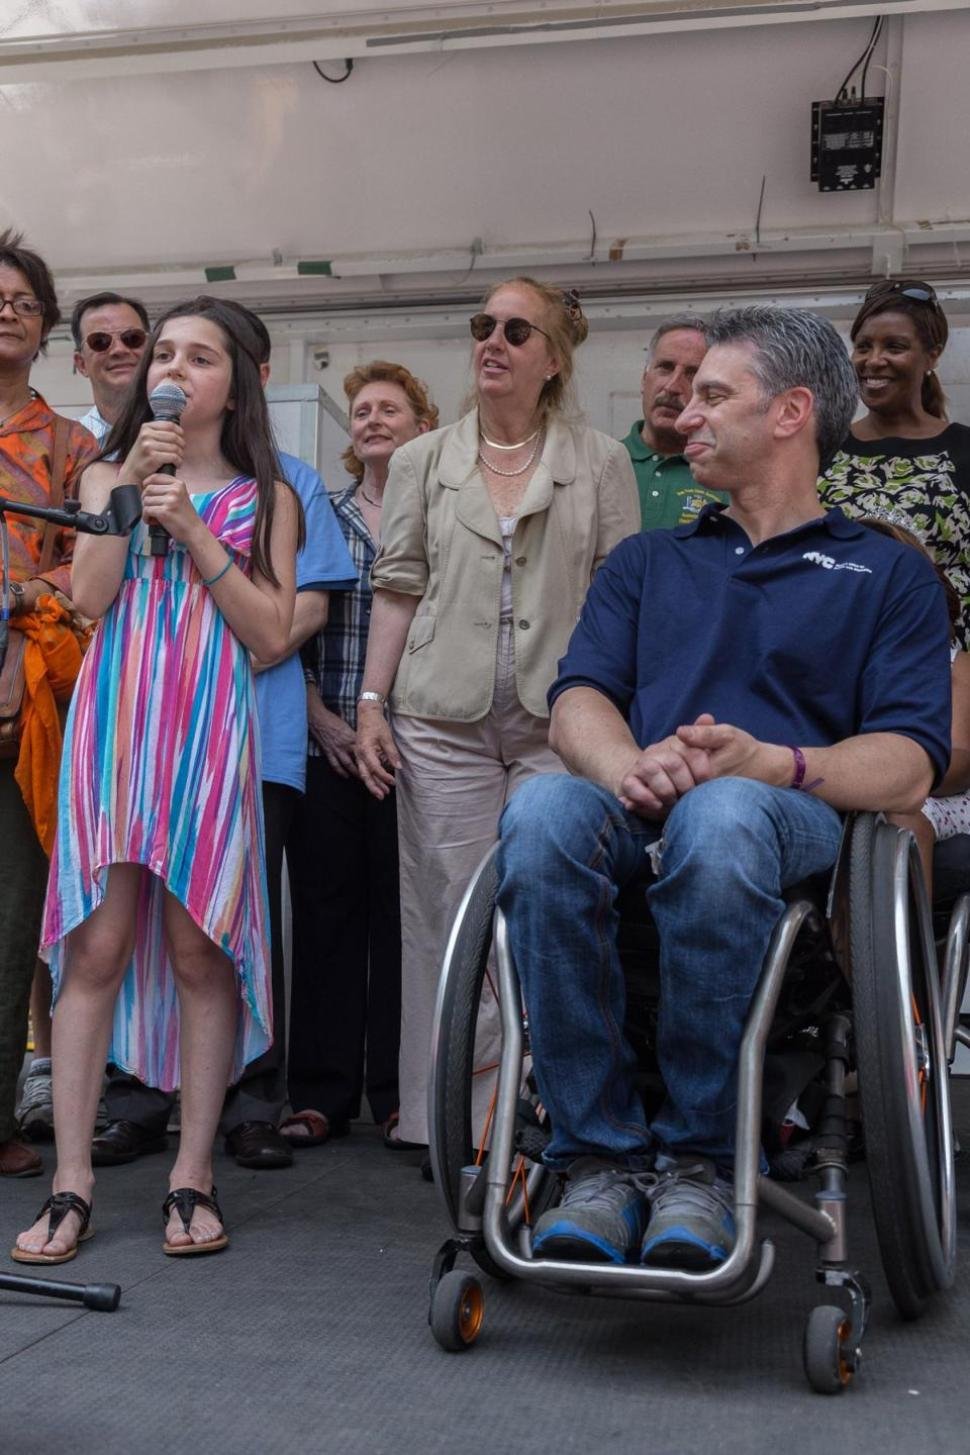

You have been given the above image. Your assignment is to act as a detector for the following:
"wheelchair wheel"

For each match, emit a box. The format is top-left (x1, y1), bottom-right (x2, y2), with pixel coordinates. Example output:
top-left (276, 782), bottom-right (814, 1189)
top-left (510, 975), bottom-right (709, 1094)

top-left (428, 847), bottom-right (554, 1278)
top-left (803, 1305), bottom-right (854, 1394)
top-left (849, 815), bottom-right (956, 1319)
top-left (429, 1269), bottom-right (485, 1352)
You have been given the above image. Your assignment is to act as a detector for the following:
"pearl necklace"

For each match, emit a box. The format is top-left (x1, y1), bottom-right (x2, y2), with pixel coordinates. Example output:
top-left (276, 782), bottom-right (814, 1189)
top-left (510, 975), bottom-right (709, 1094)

top-left (478, 431), bottom-right (543, 477)
top-left (479, 427), bottom-right (540, 452)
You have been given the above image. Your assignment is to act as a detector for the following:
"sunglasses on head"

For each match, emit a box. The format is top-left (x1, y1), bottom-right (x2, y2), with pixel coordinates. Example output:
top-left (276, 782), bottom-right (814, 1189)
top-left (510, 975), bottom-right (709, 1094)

top-left (84, 328), bottom-right (148, 353)
top-left (864, 280), bottom-right (939, 306)
top-left (469, 313), bottom-right (551, 347)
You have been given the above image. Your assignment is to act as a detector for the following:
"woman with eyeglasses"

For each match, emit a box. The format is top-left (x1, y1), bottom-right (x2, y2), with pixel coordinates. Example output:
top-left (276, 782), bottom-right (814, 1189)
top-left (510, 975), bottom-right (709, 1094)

top-left (820, 278), bottom-right (970, 645)
top-left (355, 277), bottom-right (639, 1151)
top-left (0, 229), bottom-right (98, 1181)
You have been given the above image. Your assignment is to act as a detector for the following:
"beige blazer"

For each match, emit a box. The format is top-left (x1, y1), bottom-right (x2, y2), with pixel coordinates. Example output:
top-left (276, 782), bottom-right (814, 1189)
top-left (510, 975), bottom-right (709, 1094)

top-left (370, 409), bottom-right (639, 721)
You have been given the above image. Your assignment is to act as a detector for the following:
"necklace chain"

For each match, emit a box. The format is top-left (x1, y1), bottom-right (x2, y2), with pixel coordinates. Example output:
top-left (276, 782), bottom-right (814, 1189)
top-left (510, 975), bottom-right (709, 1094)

top-left (478, 430), bottom-right (543, 478)
top-left (479, 427), bottom-right (540, 451)
top-left (358, 488), bottom-right (382, 507)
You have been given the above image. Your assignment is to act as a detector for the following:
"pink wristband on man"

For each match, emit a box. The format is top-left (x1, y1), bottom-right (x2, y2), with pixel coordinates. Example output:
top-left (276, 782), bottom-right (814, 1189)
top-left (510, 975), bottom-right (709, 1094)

top-left (787, 745), bottom-right (823, 793)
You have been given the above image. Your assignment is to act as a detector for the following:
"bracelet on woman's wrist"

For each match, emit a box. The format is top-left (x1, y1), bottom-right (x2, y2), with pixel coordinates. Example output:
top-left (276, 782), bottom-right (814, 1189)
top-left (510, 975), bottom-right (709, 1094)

top-left (202, 558), bottom-right (232, 588)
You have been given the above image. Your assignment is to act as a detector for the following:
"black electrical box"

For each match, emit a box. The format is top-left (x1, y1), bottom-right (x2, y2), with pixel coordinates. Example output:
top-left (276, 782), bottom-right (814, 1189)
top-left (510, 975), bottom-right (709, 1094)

top-left (811, 97), bottom-right (885, 192)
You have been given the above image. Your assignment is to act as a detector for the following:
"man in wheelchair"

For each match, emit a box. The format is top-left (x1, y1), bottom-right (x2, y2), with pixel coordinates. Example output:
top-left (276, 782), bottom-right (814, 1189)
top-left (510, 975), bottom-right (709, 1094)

top-left (497, 306), bottom-right (953, 1274)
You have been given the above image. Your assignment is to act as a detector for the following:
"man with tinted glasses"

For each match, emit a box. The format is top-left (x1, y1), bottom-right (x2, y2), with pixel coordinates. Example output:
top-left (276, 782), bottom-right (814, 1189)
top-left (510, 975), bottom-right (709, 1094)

top-left (71, 291), bottom-right (150, 443)
top-left (620, 315), bottom-right (726, 530)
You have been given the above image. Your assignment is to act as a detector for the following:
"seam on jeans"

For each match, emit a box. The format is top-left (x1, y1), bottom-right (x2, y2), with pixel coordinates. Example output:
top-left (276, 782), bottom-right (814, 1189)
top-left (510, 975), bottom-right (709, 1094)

top-left (589, 809), bottom-right (650, 1144)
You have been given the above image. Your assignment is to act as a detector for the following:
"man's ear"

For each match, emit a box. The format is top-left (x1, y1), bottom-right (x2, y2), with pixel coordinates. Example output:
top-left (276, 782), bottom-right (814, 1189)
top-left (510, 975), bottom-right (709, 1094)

top-left (73, 350), bottom-right (89, 381)
top-left (773, 385), bottom-right (814, 442)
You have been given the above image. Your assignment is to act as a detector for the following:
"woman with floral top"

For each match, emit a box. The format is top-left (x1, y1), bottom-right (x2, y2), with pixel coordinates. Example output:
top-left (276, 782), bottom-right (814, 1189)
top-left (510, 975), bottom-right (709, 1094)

top-left (820, 278), bottom-right (970, 646)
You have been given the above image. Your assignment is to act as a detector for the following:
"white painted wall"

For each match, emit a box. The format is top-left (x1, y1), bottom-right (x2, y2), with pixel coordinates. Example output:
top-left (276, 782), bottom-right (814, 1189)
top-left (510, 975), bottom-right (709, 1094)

top-left (2, 11), bottom-right (969, 299)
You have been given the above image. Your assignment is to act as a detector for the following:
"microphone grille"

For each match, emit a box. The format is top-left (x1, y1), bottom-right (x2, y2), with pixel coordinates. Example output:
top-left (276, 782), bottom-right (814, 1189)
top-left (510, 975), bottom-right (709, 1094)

top-left (148, 381), bottom-right (187, 420)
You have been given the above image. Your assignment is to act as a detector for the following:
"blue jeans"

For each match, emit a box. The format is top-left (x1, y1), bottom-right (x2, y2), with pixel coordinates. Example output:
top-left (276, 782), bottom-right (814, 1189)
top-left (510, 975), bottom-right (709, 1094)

top-left (497, 774), bottom-right (843, 1169)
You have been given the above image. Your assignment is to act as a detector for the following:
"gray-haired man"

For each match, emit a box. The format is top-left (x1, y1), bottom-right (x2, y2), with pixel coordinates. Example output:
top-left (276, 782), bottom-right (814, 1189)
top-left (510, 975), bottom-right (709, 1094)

top-left (619, 315), bottom-right (726, 529)
top-left (500, 306), bottom-right (951, 1270)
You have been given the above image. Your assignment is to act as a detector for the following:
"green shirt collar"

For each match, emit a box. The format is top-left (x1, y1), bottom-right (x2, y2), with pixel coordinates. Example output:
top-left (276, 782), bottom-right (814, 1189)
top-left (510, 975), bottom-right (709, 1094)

top-left (621, 420), bottom-right (687, 468)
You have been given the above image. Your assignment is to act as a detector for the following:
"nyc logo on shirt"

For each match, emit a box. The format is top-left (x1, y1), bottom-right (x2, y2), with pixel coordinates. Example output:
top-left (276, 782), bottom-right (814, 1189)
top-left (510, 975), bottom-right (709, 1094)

top-left (802, 551), bottom-right (872, 574)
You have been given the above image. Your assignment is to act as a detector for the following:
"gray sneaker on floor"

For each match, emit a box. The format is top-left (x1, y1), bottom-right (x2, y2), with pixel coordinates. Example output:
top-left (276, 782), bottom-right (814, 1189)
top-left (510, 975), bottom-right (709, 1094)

top-left (640, 1155), bottom-right (736, 1270)
top-left (531, 1156), bottom-right (649, 1265)
top-left (16, 1061), bottom-right (54, 1143)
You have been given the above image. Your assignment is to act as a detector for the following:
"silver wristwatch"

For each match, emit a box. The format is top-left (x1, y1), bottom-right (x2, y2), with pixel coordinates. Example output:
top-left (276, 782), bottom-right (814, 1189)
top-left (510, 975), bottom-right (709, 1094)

top-left (8, 581), bottom-right (25, 616)
top-left (357, 691), bottom-right (387, 709)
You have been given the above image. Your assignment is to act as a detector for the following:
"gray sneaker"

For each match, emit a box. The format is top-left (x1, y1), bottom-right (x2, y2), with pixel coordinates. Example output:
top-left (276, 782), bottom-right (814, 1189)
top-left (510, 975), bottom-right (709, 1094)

top-left (640, 1155), bottom-right (735, 1270)
top-left (16, 1061), bottom-right (54, 1143)
top-left (532, 1156), bottom-right (649, 1265)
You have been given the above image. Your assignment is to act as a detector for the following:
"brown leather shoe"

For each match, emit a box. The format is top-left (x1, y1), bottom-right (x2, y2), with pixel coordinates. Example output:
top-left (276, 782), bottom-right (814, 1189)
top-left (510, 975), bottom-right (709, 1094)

top-left (0, 1136), bottom-right (43, 1177)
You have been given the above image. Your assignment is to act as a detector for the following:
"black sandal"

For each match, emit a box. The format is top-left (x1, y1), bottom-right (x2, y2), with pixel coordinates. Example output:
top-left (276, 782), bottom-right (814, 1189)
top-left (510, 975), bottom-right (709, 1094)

top-left (162, 1186), bottom-right (229, 1256)
top-left (10, 1191), bottom-right (94, 1265)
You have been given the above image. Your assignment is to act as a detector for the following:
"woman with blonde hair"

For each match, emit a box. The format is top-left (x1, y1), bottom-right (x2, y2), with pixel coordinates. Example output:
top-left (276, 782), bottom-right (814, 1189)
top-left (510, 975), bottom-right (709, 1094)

top-left (356, 278), bottom-right (639, 1150)
top-left (283, 361), bottom-right (437, 1148)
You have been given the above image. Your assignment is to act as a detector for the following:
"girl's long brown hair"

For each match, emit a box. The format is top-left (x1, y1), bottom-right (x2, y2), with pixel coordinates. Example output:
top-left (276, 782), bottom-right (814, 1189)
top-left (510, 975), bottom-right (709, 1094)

top-left (102, 296), bottom-right (303, 583)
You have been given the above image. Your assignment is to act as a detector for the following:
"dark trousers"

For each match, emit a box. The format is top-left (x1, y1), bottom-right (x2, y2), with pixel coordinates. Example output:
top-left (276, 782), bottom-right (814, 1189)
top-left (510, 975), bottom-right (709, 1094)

top-left (286, 755), bottom-right (401, 1126)
top-left (104, 781), bottom-right (299, 1134)
top-left (0, 760), bottom-right (49, 1142)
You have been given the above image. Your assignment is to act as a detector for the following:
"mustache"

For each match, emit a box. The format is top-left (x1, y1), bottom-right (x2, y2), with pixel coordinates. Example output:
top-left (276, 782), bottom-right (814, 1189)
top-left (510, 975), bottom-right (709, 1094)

top-left (652, 393), bottom-right (686, 411)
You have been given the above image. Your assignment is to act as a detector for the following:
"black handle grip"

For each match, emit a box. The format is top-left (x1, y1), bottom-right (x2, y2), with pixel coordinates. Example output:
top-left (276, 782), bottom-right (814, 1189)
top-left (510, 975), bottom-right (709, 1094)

top-left (148, 460), bottom-right (177, 556)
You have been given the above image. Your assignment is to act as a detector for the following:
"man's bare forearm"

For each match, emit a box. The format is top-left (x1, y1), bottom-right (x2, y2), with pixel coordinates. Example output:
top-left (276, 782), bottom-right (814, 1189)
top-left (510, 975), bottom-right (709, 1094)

top-left (680, 725), bottom-right (937, 814)
top-left (549, 687), bottom-right (640, 798)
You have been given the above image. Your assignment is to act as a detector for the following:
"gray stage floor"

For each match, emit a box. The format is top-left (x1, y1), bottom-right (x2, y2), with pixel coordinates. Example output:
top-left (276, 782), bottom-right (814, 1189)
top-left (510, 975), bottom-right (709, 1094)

top-left (3, 1090), bottom-right (970, 1455)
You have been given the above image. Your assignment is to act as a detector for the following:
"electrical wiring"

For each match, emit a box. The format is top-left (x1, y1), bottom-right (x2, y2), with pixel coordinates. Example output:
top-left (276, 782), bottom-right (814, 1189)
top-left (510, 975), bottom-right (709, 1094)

top-left (834, 16), bottom-right (883, 103)
top-left (859, 18), bottom-right (884, 101)
top-left (312, 59), bottom-right (354, 84)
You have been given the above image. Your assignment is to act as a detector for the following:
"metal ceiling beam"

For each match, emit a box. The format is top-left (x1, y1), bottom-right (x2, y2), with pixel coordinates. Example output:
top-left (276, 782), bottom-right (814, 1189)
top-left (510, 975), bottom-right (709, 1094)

top-left (47, 217), bottom-right (970, 311)
top-left (1, 0), bottom-right (968, 84)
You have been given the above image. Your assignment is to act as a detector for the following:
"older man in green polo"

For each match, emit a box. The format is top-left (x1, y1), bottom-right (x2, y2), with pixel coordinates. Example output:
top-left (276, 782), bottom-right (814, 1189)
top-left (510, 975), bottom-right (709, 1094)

top-left (620, 315), bottom-right (727, 529)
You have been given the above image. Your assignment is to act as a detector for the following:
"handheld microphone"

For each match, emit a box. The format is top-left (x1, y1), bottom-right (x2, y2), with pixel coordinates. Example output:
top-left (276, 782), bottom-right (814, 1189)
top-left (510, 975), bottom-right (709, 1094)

top-left (147, 381), bottom-right (187, 557)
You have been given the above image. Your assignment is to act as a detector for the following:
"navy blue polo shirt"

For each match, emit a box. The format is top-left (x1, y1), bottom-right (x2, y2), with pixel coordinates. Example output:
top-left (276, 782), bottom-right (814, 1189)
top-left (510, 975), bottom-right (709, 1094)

top-left (550, 505), bottom-right (952, 783)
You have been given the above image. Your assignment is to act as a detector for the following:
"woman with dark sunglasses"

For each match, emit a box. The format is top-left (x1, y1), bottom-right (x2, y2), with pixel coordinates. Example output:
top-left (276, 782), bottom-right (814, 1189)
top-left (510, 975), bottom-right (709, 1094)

top-left (354, 276), bottom-right (639, 1153)
top-left (820, 278), bottom-right (970, 645)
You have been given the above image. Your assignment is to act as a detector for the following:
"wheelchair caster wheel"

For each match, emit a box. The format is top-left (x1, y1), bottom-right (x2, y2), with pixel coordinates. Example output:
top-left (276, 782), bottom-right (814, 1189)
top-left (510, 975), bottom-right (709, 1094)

top-left (803, 1304), bottom-right (855, 1394)
top-left (430, 1269), bottom-right (484, 1352)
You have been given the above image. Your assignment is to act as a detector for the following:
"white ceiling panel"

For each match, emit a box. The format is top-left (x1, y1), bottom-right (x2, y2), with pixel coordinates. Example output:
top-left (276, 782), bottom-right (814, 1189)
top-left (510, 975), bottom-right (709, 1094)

top-left (0, 8), bottom-right (968, 305)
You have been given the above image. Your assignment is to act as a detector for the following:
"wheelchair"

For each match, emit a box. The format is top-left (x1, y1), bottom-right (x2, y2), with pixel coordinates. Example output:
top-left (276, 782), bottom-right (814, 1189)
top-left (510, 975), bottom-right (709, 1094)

top-left (425, 813), bottom-right (970, 1394)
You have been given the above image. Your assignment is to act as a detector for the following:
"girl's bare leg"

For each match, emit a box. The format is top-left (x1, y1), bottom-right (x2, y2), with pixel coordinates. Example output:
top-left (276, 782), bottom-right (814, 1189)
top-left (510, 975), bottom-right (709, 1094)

top-left (15, 866), bottom-right (142, 1257)
top-left (163, 892), bottom-right (239, 1248)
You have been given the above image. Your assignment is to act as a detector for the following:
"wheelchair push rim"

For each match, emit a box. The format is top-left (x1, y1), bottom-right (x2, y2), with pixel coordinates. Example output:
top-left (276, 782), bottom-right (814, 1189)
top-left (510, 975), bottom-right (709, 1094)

top-left (428, 845), bottom-right (554, 1260)
top-left (849, 815), bottom-right (956, 1317)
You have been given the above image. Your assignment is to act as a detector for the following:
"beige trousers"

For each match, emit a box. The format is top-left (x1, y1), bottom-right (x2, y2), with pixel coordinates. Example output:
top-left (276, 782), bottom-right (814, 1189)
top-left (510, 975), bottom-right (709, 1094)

top-left (392, 622), bottom-right (562, 1144)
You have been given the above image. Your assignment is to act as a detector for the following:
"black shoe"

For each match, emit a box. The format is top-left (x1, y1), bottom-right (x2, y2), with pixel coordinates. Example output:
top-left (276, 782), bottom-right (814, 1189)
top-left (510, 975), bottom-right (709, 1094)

top-left (92, 1119), bottom-right (168, 1167)
top-left (224, 1121), bottom-right (294, 1170)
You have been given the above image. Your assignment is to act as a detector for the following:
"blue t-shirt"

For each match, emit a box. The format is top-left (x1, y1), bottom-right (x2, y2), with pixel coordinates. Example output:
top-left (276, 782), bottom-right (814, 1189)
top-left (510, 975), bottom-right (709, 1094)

top-left (256, 452), bottom-right (357, 792)
top-left (550, 505), bottom-right (952, 785)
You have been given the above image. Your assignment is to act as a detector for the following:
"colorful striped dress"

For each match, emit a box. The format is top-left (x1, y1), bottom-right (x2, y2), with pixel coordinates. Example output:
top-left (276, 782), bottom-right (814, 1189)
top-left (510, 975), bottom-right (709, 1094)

top-left (42, 477), bottom-right (271, 1091)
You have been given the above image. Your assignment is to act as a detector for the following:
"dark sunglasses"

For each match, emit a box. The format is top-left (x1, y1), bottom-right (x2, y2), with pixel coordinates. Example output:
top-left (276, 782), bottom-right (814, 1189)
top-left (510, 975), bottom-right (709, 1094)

top-left (84, 328), bottom-right (148, 353)
top-left (469, 313), bottom-right (552, 347)
top-left (864, 280), bottom-right (939, 306)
